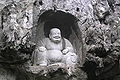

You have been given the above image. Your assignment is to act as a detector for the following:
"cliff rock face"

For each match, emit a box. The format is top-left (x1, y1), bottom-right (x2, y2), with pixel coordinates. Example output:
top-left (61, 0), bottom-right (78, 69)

top-left (0, 0), bottom-right (120, 80)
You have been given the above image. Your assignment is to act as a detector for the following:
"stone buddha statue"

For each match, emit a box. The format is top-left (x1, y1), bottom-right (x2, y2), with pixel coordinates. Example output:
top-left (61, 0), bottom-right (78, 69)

top-left (32, 28), bottom-right (77, 74)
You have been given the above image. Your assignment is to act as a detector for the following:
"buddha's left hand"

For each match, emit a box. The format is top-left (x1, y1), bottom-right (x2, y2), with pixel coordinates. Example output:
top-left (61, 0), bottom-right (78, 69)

top-left (62, 48), bottom-right (69, 55)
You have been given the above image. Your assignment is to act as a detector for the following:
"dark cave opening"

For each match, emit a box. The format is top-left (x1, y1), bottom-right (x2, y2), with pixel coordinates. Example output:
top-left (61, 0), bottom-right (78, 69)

top-left (36, 9), bottom-right (84, 67)
top-left (38, 10), bottom-right (78, 39)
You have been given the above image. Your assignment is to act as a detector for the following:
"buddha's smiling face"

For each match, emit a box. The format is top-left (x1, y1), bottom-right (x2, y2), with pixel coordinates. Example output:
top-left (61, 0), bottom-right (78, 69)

top-left (49, 28), bottom-right (62, 43)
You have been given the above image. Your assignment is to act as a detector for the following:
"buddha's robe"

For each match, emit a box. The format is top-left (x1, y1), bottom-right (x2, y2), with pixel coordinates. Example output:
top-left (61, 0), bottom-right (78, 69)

top-left (32, 38), bottom-right (77, 66)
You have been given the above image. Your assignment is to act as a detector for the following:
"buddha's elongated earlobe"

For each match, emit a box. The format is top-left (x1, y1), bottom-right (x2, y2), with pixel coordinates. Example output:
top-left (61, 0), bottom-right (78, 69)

top-left (49, 34), bottom-right (51, 39)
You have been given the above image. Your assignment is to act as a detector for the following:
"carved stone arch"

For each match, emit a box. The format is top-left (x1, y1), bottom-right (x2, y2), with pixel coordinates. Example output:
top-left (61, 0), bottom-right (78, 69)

top-left (35, 9), bottom-right (84, 65)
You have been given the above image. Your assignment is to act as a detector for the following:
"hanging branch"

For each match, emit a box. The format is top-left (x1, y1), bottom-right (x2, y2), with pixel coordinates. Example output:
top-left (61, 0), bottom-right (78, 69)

top-left (0, 32), bottom-right (36, 66)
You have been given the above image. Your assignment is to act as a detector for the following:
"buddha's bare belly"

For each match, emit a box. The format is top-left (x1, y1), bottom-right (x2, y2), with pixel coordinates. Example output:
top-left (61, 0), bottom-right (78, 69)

top-left (47, 50), bottom-right (63, 62)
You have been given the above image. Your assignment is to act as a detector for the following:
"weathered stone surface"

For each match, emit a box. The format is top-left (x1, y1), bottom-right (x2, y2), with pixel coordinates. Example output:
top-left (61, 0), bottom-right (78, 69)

top-left (0, 67), bottom-right (16, 80)
top-left (0, 0), bottom-right (120, 80)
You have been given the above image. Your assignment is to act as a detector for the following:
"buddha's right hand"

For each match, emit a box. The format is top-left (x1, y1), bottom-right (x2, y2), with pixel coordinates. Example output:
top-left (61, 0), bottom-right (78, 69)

top-left (38, 46), bottom-right (46, 52)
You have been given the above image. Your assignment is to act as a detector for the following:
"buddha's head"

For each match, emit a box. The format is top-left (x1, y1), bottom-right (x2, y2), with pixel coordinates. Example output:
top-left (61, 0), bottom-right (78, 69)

top-left (49, 28), bottom-right (62, 43)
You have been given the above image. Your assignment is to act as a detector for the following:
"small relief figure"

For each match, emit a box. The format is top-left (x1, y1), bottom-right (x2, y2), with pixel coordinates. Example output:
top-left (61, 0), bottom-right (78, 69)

top-left (32, 28), bottom-right (77, 75)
